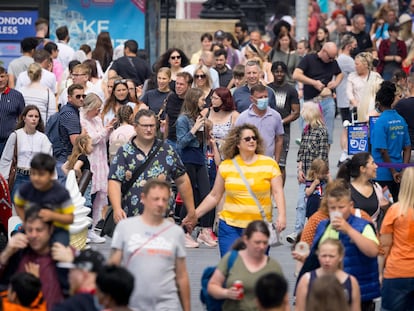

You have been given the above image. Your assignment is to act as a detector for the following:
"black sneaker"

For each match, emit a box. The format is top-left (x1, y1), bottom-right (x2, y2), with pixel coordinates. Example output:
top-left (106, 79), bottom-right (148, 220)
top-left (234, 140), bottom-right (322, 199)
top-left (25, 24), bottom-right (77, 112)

top-left (94, 219), bottom-right (104, 232)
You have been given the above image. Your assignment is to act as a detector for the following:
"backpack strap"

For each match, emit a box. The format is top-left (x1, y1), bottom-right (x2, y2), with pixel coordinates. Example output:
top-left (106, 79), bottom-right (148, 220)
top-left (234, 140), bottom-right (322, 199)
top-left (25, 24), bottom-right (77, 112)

top-left (223, 250), bottom-right (238, 287)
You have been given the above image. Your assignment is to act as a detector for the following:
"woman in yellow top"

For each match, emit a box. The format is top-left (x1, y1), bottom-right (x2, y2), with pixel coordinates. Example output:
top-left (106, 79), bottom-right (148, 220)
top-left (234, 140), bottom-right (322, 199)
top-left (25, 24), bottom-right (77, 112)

top-left (193, 124), bottom-right (286, 256)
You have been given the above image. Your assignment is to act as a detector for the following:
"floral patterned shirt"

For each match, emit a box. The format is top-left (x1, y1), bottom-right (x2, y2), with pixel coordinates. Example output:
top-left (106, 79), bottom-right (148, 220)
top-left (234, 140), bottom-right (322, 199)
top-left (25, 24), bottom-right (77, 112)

top-left (108, 137), bottom-right (186, 216)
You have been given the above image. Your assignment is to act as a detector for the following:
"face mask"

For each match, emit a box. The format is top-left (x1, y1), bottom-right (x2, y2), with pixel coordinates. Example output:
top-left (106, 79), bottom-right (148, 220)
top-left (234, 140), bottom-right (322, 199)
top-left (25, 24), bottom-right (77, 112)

top-left (213, 106), bottom-right (221, 113)
top-left (256, 98), bottom-right (269, 110)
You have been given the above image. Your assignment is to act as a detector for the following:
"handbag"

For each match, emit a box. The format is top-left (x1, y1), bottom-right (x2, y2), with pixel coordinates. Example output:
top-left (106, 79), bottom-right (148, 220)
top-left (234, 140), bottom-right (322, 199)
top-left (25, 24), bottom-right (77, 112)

top-left (7, 132), bottom-right (18, 192)
top-left (78, 169), bottom-right (93, 195)
top-left (101, 140), bottom-right (163, 237)
top-left (231, 158), bottom-right (282, 247)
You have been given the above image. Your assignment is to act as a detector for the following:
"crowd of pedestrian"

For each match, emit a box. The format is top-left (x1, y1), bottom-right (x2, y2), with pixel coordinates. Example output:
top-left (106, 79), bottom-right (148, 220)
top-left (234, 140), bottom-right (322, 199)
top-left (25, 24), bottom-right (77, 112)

top-left (1, 1), bottom-right (414, 309)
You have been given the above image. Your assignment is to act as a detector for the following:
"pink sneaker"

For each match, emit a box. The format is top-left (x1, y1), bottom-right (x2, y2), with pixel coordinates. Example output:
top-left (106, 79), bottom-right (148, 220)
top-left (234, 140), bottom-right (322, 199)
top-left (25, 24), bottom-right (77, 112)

top-left (197, 230), bottom-right (217, 247)
top-left (185, 233), bottom-right (199, 248)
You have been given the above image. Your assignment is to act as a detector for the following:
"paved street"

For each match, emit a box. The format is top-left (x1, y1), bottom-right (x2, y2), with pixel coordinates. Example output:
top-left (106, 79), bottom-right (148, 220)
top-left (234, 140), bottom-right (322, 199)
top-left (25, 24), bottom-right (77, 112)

top-left (93, 117), bottom-right (344, 310)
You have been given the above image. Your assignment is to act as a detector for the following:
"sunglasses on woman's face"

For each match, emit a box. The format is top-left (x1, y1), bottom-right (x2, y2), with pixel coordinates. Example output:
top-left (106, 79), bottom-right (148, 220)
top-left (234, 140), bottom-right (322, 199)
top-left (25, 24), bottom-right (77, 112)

top-left (195, 74), bottom-right (206, 79)
top-left (242, 136), bottom-right (257, 142)
top-left (170, 55), bottom-right (181, 60)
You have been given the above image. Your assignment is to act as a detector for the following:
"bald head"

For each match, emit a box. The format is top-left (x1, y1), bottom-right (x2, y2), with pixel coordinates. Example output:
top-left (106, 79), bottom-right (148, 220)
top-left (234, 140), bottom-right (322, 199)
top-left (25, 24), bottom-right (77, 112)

top-left (319, 42), bottom-right (338, 63)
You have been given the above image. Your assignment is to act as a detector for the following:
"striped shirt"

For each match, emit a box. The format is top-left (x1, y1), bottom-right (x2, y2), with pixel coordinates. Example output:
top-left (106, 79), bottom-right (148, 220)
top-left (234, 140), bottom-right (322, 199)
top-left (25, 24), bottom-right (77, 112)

top-left (219, 154), bottom-right (281, 228)
top-left (0, 87), bottom-right (25, 142)
top-left (58, 103), bottom-right (81, 162)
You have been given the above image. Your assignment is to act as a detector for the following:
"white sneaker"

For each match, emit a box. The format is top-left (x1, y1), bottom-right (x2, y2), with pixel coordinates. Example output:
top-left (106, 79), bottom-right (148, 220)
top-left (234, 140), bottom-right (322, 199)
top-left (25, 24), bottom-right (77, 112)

top-left (87, 230), bottom-right (106, 244)
top-left (286, 232), bottom-right (298, 244)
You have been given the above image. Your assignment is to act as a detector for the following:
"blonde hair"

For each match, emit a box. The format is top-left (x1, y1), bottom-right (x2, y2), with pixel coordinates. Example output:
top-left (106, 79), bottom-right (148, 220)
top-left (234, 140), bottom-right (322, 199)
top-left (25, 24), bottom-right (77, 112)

top-left (398, 167), bottom-right (414, 216)
top-left (307, 158), bottom-right (329, 180)
top-left (317, 238), bottom-right (345, 269)
top-left (157, 67), bottom-right (172, 79)
top-left (27, 63), bottom-right (42, 82)
top-left (301, 102), bottom-right (325, 128)
top-left (82, 93), bottom-right (103, 113)
top-left (192, 65), bottom-right (212, 89)
top-left (220, 124), bottom-right (265, 159)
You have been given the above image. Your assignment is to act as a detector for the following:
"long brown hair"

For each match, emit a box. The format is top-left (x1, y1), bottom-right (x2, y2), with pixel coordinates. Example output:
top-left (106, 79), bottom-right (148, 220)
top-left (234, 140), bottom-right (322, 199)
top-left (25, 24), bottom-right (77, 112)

top-left (66, 134), bottom-right (91, 170)
top-left (16, 105), bottom-right (45, 133)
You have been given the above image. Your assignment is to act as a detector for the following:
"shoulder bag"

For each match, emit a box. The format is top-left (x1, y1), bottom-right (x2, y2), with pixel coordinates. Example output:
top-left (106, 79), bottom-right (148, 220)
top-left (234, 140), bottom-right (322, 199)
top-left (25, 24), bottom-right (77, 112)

top-left (101, 140), bottom-right (163, 237)
top-left (7, 132), bottom-right (18, 192)
top-left (231, 158), bottom-right (282, 247)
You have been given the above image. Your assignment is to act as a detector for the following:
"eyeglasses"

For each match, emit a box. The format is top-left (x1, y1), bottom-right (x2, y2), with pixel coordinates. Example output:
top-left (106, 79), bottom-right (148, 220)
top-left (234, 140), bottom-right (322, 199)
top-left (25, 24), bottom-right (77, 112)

top-left (195, 74), bottom-right (206, 79)
top-left (242, 136), bottom-right (257, 142)
top-left (170, 55), bottom-right (181, 60)
top-left (74, 94), bottom-right (87, 99)
top-left (324, 50), bottom-right (336, 61)
top-left (137, 123), bottom-right (156, 129)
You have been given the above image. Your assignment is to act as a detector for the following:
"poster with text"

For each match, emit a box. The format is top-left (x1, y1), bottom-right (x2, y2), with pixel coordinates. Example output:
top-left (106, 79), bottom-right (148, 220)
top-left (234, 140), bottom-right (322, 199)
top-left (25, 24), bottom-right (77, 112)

top-left (49, 0), bottom-right (146, 51)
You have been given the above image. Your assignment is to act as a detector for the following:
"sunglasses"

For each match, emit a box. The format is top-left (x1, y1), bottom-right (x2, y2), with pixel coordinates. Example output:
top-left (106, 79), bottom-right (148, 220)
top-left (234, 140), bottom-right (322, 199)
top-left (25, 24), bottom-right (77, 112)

top-left (170, 55), bottom-right (181, 60)
top-left (242, 136), bottom-right (257, 142)
top-left (74, 94), bottom-right (87, 99)
top-left (114, 79), bottom-right (128, 85)
top-left (195, 74), bottom-right (206, 79)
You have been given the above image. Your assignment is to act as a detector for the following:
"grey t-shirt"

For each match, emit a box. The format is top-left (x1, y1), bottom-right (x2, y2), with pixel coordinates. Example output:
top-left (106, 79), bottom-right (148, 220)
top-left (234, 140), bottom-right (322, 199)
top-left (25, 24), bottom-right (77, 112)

top-left (111, 217), bottom-right (186, 311)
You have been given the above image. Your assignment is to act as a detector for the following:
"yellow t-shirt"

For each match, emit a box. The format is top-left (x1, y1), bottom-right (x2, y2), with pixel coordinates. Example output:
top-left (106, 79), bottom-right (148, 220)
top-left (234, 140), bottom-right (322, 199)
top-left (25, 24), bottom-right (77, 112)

top-left (219, 155), bottom-right (281, 228)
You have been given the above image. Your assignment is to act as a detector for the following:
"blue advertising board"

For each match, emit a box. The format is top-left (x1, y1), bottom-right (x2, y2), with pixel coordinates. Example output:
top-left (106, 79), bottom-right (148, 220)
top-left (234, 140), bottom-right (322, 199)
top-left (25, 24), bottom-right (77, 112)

top-left (0, 10), bottom-right (38, 41)
top-left (49, 0), bottom-right (146, 50)
top-left (347, 123), bottom-right (369, 155)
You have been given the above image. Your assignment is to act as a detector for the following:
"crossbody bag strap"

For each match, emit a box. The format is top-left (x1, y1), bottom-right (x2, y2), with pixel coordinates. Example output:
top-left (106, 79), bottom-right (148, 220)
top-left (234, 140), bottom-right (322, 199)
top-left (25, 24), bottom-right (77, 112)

top-left (231, 158), bottom-right (267, 222)
top-left (46, 89), bottom-right (49, 124)
top-left (121, 140), bottom-right (162, 195)
top-left (126, 222), bottom-right (175, 267)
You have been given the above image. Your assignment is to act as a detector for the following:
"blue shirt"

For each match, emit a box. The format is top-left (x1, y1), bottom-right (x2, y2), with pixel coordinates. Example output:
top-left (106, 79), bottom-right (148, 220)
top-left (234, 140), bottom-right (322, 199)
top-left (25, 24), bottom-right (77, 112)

top-left (371, 109), bottom-right (411, 181)
top-left (235, 105), bottom-right (284, 157)
top-left (233, 85), bottom-right (276, 113)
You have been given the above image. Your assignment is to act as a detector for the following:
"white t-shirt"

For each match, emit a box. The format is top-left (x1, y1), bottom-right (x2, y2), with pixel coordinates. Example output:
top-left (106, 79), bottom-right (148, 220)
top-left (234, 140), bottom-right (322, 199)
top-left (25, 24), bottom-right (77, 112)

top-left (111, 216), bottom-right (186, 311)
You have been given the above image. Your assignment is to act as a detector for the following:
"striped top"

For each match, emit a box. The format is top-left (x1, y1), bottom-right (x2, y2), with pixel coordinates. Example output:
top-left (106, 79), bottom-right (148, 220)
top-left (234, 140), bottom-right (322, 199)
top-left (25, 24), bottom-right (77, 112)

top-left (0, 88), bottom-right (25, 141)
top-left (219, 154), bottom-right (281, 228)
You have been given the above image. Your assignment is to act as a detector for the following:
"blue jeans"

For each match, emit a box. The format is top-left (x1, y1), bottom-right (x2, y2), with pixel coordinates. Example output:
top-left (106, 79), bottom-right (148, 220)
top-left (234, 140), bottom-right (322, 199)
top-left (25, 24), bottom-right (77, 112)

top-left (11, 172), bottom-right (30, 202)
top-left (218, 219), bottom-right (244, 257)
top-left (381, 278), bottom-right (414, 311)
top-left (319, 97), bottom-right (335, 145)
top-left (56, 161), bottom-right (67, 185)
top-left (295, 182), bottom-right (306, 233)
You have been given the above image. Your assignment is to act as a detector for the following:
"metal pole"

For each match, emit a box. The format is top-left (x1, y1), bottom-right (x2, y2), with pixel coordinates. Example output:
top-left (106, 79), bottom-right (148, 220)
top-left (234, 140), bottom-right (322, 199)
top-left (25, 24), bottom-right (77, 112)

top-left (166, 0), bottom-right (170, 50)
top-left (295, 0), bottom-right (309, 41)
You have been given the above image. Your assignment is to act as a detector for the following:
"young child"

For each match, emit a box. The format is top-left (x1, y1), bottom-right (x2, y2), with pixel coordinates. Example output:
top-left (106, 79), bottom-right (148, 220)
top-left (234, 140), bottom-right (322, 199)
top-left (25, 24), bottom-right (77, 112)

top-left (305, 158), bottom-right (330, 218)
top-left (62, 134), bottom-right (93, 207)
top-left (312, 179), bottom-right (380, 310)
top-left (3, 272), bottom-right (46, 310)
top-left (14, 153), bottom-right (74, 246)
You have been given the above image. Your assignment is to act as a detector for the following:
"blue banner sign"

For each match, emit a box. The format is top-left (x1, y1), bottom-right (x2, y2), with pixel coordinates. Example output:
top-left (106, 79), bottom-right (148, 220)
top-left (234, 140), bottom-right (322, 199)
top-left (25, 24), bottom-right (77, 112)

top-left (348, 123), bottom-right (369, 155)
top-left (0, 11), bottom-right (38, 41)
top-left (49, 0), bottom-right (146, 50)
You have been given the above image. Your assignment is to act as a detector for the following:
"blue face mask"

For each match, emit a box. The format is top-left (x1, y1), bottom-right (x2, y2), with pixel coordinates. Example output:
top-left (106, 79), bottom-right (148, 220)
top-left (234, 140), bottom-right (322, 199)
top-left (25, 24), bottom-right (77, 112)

top-left (256, 98), bottom-right (269, 110)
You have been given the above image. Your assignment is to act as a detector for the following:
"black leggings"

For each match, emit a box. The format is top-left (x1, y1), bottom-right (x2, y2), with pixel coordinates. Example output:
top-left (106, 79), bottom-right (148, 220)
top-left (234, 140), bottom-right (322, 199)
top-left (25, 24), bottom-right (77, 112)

top-left (180, 163), bottom-right (215, 227)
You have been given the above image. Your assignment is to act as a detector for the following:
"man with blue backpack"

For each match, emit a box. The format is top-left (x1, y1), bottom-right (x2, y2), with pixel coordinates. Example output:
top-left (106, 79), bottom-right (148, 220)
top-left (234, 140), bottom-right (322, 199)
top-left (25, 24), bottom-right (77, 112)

top-left (46, 83), bottom-right (85, 183)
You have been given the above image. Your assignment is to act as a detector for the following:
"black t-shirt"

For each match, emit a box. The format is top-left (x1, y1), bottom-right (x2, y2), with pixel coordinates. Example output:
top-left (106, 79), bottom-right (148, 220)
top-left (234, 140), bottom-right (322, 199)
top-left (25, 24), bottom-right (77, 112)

top-left (141, 89), bottom-right (170, 114)
top-left (297, 53), bottom-right (342, 100)
top-left (78, 154), bottom-right (90, 172)
top-left (165, 93), bottom-right (184, 141)
top-left (351, 183), bottom-right (379, 217)
top-left (395, 97), bottom-right (414, 147)
top-left (267, 82), bottom-right (299, 134)
top-left (217, 67), bottom-right (233, 88)
top-left (348, 31), bottom-right (373, 58)
top-left (110, 56), bottom-right (152, 86)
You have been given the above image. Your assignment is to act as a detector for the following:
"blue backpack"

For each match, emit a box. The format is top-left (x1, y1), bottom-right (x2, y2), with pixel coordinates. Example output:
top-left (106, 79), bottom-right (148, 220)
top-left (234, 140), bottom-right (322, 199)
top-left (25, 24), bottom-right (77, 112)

top-left (45, 111), bottom-right (63, 159)
top-left (200, 250), bottom-right (238, 311)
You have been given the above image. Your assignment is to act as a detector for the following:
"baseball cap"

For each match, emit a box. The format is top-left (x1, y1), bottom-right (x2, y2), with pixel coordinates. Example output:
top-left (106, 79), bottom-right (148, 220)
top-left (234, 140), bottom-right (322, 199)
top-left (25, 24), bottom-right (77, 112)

top-left (58, 249), bottom-right (105, 273)
top-left (214, 30), bottom-right (225, 39)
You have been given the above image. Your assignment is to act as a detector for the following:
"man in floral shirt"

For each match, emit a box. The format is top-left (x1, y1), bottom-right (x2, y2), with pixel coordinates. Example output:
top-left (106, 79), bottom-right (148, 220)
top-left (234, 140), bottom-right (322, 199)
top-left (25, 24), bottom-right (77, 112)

top-left (108, 109), bottom-right (197, 229)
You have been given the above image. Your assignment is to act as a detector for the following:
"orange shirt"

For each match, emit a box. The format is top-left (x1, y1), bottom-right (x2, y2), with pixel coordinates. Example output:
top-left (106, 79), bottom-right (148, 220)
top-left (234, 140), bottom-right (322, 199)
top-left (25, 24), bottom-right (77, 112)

top-left (381, 203), bottom-right (414, 278)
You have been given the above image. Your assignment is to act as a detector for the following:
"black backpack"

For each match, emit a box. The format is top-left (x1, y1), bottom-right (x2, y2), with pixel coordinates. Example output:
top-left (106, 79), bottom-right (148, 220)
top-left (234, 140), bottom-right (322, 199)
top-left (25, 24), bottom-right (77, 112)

top-left (45, 112), bottom-right (63, 158)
